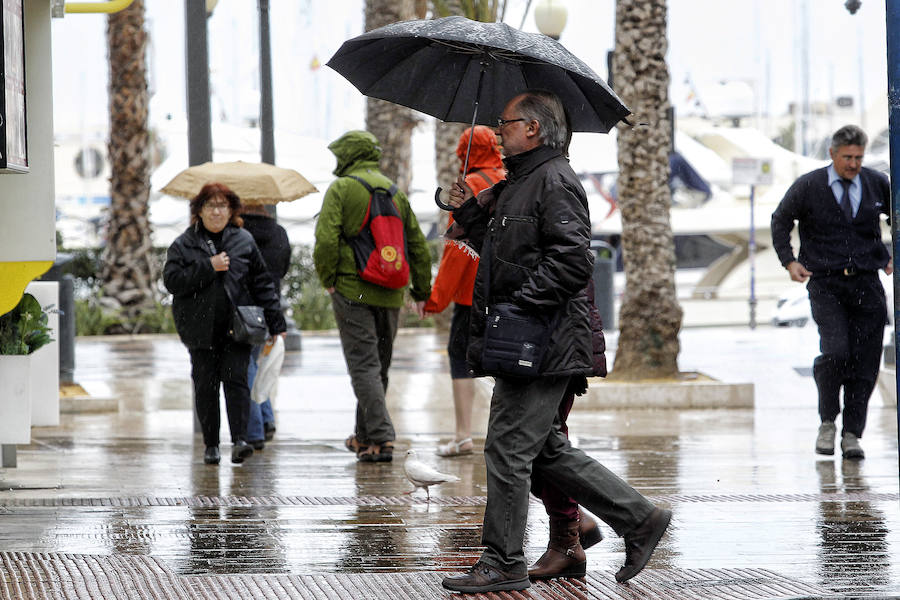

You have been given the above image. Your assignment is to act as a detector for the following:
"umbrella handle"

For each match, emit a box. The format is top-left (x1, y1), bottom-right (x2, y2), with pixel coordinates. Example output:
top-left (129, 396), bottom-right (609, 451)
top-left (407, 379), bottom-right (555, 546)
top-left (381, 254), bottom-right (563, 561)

top-left (434, 187), bottom-right (454, 211)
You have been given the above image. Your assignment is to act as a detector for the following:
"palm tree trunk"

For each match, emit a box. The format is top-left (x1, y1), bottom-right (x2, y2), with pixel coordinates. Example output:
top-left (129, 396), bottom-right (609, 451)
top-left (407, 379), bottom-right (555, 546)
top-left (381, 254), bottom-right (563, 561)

top-left (609, 0), bottom-right (682, 379)
top-left (365, 0), bottom-right (419, 194)
top-left (101, 0), bottom-right (156, 325)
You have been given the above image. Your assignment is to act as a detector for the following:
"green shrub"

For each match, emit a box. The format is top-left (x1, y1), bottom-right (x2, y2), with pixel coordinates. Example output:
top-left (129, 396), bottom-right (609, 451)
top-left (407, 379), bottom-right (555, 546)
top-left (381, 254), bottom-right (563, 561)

top-left (293, 281), bottom-right (337, 330)
top-left (74, 298), bottom-right (176, 336)
top-left (74, 299), bottom-right (122, 336)
top-left (0, 293), bottom-right (54, 355)
top-left (129, 301), bottom-right (177, 334)
top-left (284, 245), bottom-right (335, 330)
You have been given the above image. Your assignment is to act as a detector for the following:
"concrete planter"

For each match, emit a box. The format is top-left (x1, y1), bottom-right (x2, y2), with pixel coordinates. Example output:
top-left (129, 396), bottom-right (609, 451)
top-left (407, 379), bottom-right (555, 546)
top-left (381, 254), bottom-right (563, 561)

top-left (0, 354), bottom-right (32, 444)
top-left (26, 281), bottom-right (59, 426)
top-left (581, 373), bottom-right (754, 409)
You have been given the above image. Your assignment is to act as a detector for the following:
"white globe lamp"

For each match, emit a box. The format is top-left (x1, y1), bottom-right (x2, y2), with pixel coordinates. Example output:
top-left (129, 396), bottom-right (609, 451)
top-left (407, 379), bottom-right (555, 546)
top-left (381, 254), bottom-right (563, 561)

top-left (534, 0), bottom-right (568, 40)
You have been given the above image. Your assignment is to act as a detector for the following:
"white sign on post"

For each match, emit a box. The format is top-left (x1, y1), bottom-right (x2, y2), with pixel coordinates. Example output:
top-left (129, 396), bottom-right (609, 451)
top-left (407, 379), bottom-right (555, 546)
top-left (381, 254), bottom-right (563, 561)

top-left (732, 158), bottom-right (774, 186)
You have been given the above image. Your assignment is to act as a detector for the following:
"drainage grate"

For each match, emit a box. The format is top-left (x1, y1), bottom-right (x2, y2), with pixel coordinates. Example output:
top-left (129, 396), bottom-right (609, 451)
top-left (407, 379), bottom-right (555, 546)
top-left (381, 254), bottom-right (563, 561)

top-left (0, 491), bottom-right (896, 509)
top-left (187, 569), bottom-right (835, 600)
top-left (0, 552), bottom-right (192, 600)
top-left (654, 492), bottom-right (900, 504)
top-left (0, 554), bottom-right (836, 600)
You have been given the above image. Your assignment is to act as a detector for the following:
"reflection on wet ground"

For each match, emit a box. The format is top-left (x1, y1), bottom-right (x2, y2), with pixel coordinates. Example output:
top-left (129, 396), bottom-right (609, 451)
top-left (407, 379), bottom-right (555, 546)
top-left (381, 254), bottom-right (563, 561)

top-left (1, 328), bottom-right (899, 598)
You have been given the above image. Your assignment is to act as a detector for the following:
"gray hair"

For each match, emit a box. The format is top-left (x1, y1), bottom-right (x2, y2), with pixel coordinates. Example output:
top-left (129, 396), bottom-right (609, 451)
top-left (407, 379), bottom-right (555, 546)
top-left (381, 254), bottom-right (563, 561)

top-left (831, 125), bottom-right (867, 149)
top-left (516, 90), bottom-right (568, 150)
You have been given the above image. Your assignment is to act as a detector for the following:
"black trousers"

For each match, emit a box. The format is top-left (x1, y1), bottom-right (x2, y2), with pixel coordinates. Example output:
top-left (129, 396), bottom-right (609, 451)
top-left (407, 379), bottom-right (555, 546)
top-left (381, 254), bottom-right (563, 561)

top-left (808, 273), bottom-right (886, 438)
top-left (188, 339), bottom-right (252, 447)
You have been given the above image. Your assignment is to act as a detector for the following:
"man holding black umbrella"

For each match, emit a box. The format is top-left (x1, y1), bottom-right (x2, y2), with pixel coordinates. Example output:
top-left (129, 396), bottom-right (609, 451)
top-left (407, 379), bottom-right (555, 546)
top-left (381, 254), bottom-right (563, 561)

top-left (440, 90), bottom-right (671, 593)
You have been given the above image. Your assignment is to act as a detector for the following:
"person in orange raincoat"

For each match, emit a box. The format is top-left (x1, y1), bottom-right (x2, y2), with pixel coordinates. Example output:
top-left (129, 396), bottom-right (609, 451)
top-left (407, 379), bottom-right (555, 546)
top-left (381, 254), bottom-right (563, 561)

top-left (425, 125), bottom-right (505, 457)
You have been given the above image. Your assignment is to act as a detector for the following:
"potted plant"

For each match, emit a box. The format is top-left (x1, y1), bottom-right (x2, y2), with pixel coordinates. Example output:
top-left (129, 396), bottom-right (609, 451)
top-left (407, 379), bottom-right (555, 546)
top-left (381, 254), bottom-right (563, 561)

top-left (0, 293), bottom-right (54, 445)
top-left (0, 292), bottom-right (54, 355)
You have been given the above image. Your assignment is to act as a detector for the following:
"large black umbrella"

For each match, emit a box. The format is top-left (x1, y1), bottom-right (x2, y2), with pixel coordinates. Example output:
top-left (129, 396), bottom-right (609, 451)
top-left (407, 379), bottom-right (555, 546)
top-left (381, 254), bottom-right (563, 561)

top-left (327, 16), bottom-right (630, 206)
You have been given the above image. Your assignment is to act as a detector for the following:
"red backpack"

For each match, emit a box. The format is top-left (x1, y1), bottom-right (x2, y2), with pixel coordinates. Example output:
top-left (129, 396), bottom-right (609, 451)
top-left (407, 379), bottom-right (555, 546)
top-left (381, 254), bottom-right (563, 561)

top-left (344, 175), bottom-right (410, 289)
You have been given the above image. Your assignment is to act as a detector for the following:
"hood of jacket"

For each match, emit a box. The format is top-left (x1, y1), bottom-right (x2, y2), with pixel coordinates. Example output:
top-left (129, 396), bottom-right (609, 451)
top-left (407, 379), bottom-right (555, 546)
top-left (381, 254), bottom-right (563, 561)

top-left (456, 126), bottom-right (504, 174)
top-left (329, 130), bottom-right (382, 177)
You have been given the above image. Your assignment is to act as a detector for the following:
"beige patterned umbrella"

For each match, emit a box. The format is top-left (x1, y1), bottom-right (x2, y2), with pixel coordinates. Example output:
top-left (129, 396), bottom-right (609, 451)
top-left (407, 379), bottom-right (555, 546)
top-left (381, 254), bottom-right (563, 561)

top-left (160, 161), bottom-right (318, 205)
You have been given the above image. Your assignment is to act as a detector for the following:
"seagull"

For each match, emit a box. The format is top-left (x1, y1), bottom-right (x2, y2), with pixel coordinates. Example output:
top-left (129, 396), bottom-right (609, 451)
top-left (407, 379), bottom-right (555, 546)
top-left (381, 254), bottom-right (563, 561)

top-left (403, 449), bottom-right (460, 500)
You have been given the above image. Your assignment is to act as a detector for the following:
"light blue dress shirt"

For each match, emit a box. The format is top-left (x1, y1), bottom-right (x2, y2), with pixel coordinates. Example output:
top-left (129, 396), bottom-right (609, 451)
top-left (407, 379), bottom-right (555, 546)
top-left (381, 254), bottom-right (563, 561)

top-left (827, 164), bottom-right (861, 218)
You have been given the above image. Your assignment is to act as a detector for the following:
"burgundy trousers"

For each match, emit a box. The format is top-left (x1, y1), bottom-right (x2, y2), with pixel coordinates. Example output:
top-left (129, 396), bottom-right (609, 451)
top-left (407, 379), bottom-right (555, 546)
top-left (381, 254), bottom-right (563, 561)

top-left (529, 390), bottom-right (579, 521)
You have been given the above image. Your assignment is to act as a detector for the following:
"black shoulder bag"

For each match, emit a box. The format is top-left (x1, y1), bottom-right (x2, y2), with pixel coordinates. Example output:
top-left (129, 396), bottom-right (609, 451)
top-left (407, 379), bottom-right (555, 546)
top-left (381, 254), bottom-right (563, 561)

top-left (204, 238), bottom-right (269, 346)
top-left (479, 228), bottom-right (553, 378)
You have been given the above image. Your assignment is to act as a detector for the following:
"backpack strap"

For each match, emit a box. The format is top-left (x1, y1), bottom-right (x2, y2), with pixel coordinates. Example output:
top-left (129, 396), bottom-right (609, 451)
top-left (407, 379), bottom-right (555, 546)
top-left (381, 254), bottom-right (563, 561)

top-left (343, 175), bottom-right (399, 235)
top-left (346, 174), bottom-right (374, 194)
top-left (346, 174), bottom-right (398, 197)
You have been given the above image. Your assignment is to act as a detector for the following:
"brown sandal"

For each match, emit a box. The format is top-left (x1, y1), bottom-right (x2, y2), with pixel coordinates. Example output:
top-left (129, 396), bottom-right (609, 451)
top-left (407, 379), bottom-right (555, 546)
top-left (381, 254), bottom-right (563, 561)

top-left (358, 441), bottom-right (394, 463)
top-left (345, 434), bottom-right (369, 457)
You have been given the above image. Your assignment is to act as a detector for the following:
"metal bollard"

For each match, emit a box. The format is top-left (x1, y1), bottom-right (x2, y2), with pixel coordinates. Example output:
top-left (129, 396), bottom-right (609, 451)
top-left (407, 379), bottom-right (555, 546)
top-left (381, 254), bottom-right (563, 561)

top-left (58, 274), bottom-right (76, 384)
top-left (39, 254), bottom-right (76, 384)
top-left (590, 240), bottom-right (616, 331)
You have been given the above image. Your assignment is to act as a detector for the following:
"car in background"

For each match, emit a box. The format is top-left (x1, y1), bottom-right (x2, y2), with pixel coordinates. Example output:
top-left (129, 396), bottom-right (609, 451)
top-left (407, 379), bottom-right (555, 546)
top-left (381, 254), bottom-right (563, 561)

top-left (772, 286), bottom-right (812, 327)
top-left (772, 271), bottom-right (895, 328)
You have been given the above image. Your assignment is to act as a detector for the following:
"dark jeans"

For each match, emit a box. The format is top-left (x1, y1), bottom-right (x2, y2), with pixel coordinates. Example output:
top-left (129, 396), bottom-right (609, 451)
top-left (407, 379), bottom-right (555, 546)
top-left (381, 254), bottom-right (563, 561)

top-left (188, 339), bottom-right (252, 447)
top-left (481, 375), bottom-right (655, 573)
top-left (808, 273), bottom-right (886, 438)
top-left (247, 344), bottom-right (275, 441)
top-left (331, 291), bottom-right (399, 445)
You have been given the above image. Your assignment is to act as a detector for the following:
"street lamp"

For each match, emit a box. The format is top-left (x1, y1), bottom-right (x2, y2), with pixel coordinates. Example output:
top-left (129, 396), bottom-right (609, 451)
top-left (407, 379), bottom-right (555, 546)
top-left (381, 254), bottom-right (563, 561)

top-left (534, 0), bottom-right (568, 40)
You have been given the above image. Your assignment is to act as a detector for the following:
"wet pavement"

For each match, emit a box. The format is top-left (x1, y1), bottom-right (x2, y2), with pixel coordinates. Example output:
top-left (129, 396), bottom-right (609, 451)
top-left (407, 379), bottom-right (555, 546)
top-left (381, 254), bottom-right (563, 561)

top-left (1, 325), bottom-right (899, 599)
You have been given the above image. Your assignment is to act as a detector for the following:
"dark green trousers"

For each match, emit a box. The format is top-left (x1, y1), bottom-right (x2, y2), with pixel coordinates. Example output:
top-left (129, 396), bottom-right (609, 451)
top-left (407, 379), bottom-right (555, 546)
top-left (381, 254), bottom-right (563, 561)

top-left (480, 375), bottom-right (656, 573)
top-left (331, 291), bottom-right (399, 445)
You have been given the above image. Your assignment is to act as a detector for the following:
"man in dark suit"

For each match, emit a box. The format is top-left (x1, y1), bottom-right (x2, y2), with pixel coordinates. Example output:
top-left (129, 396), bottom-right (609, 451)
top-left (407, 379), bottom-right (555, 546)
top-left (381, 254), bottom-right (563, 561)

top-left (771, 124), bottom-right (891, 460)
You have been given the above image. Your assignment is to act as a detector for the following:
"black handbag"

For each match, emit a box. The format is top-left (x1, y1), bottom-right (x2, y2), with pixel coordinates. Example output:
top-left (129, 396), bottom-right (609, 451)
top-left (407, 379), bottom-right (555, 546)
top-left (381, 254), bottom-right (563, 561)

top-left (479, 232), bottom-right (553, 378)
top-left (229, 304), bottom-right (269, 345)
top-left (204, 237), bottom-right (269, 346)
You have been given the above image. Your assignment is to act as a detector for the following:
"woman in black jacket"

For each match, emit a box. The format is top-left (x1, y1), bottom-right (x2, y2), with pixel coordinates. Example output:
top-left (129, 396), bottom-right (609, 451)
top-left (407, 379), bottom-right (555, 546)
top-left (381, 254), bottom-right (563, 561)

top-left (164, 183), bottom-right (286, 465)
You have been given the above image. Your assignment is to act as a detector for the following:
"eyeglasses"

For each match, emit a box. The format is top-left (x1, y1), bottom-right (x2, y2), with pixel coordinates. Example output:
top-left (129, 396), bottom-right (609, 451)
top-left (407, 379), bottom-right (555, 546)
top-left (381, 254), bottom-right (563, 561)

top-left (496, 117), bottom-right (526, 128)
top-left (203, 201), bottom-right (231, 212)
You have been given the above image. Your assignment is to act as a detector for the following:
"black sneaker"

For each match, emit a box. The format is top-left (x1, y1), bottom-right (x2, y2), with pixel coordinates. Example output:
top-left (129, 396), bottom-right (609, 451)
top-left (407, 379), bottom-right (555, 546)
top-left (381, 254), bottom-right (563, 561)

top-left (264, 422), bottom-right (276, 441)
top-left (441, 561), bottom-right (530, 593)
top-left (249, 439), bottom-right (265, 451)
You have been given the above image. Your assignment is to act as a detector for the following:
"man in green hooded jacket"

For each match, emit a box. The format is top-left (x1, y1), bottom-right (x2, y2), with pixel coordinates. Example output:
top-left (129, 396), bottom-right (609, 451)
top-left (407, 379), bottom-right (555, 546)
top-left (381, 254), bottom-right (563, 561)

top-left (314, 130), bottom-right (432, 462)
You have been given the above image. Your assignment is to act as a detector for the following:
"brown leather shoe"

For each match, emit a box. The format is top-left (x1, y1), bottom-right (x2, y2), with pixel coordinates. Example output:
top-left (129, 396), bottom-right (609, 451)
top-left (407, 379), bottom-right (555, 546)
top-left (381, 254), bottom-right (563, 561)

top-left (579, 510), bottom-right (603, 550)
top-left (442, 561), bottom-right (530, 593)
top-left (528, 517), bottom-right (587, 580)
top-left (615, 507), bottom-right (672, 583)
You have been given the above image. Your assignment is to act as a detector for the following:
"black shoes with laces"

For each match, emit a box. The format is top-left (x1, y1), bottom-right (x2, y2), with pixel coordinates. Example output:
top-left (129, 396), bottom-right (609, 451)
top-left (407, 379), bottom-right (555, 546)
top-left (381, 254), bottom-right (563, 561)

top-left (442, 561), bottom-right (530, 593)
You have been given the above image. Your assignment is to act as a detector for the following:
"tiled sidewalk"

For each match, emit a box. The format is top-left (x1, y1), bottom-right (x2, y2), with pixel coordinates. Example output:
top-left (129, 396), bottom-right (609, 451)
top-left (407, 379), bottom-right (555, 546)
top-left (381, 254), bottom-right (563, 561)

top-left (1, 328), bottom-right (899, 599)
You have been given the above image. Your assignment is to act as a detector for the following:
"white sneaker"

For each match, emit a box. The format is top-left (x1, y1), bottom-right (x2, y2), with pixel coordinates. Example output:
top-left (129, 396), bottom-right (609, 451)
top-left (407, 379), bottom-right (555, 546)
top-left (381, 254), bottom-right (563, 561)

top-left (815, 421), bottom-right (836, 455)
